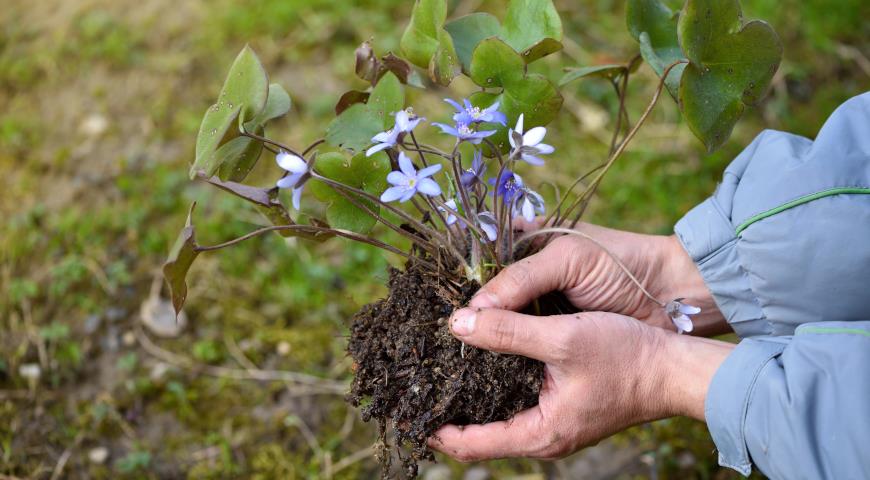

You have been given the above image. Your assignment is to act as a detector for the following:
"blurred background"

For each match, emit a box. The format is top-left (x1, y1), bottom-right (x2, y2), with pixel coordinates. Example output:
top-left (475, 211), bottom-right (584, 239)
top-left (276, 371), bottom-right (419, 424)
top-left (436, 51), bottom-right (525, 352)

top-left (1, 0), bottom-right (867, 478)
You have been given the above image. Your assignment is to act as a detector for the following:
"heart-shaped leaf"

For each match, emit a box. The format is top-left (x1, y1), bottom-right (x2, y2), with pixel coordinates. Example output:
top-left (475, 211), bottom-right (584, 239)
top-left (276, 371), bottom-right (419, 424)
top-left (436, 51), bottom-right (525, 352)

top-left (500, 0), bottom-right (563, 62)
top-left (429, 29), bottom-right (460, 86)
top-left (626, 0), bottom-right (685, 99)
top-left (190, 46), bottom-right (268, 179)
top-left (469, 37), bottom-right (524, 88)
top-left (678, 0), bottom-right (782, 152)
top-left (444, 13), bottom-right (501, 73)
top-left (559, 64), bottom-right (626, 86)
top-left (163, 203), bottom-right (199, 316)
top-left (326, 73), bottom-right (405, 153)
top-left (309, 151), bottom-right (391, 233)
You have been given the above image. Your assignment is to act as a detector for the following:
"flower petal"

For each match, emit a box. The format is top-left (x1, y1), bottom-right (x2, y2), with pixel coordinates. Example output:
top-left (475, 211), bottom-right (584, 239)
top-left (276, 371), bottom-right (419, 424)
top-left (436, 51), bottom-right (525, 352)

top-left (514, 113), bottom-right (524, 134)
top-left (394, 110), bottom-right (409, 131)
top-left (371, 130), bottom-right (396, 144)
top-left (673, 314), bottom-right (694, 334)
top-left (521, 198), bottom-right (535, 222)
top-left (291, 187), bottom-right (303, 210)
top-left (399, 187), bottom-right (417, 202)
top-left (366, 142), bottom-right (392, 157)
top-left (398, 152), bottom-right (416, 177)
top-left (432, 122), bottom-right (457, 136)
top-left (386, 171), bottom-right (408, 186)
top-left (416, 178), bottom-right (441, 196)
top-left (276, 176), bottom-right (296, 189)
top-left (380, 185), bottom-right (407, 202)
top-left (417, 163), bottom-right (443, 178)
top-left (444, 98), bottom-right (463, 111)
top-left (679, 304), bottom-right (702, 315)
top-left (490, 111), bottom-right (507, 126)
top-left (534, 143), bottom-right (555, 155)
top-left (276, 152), bottom-right (307, 173)
top-left (523, 126), bottom-right (547, 146)
top-left (520, 153), bottom-right (546, 166)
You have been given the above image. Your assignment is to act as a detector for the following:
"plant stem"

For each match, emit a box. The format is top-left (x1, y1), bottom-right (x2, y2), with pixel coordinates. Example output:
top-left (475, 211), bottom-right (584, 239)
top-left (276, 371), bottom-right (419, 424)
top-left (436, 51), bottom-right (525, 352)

top-left (561, 59), bottom-right (688, 229)
top-left (241, 130), bottom-right (304, 158)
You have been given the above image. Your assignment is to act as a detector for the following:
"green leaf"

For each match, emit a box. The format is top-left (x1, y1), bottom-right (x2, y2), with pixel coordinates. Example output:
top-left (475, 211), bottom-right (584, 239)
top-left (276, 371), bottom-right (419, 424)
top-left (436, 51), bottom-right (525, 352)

top-left (214, 134), bottom-right (263, 182)
top-left (444, 13), bottom-right (501, 73)
top-left (309, 152), bottom-right (391, 233)
top-left (400, 0), bottom-right (448, 68)
top-left (191, 104), bottom-right (241, 179)
top-left (247, 83), bottom-right (291, 127)
top-left (325, 104), bottom-right (383, 154)
top-left (327, 74), bottom-right (405, 153)
top-left (163, 203), bottom-right (199, 316)
top-left (626, 0), bottom-right (685, 99)
top-left (677, 0), bottom-right (782, 152)
top-left (520, 37), bottom-right (563, 64)
top-left (559, 64), bottom-right (626, 86)
top-left (429, 29), bottom-right (459, 86)
top-left (190, 46), bottom-right (269, 179)
top-left (368, 72), bottom-right (405, 129)
top-left (500, 0), bottom-right (562, 61)
top-left (469, 37), bottom-right (524, 88)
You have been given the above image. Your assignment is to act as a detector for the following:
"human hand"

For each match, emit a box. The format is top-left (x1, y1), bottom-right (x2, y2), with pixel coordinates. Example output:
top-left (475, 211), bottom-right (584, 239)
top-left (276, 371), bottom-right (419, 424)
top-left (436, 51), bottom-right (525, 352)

top-left (428, 307), bottom-right (734, 461)
top-left (477, 222), bottom-right (728, 336)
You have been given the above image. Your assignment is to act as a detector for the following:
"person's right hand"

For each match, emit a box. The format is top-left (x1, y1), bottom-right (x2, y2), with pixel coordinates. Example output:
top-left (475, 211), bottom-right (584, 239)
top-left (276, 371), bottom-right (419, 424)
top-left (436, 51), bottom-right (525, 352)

top-left (473, 222), bottom-right (729, 336)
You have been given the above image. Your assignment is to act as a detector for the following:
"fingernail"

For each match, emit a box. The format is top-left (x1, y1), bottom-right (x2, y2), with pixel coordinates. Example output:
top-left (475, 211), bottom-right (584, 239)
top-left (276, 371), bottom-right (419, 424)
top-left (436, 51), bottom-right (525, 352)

top-left (451, 308), bottom-right (476, 336)
top-left (469, 291), bottom-right (499, 309)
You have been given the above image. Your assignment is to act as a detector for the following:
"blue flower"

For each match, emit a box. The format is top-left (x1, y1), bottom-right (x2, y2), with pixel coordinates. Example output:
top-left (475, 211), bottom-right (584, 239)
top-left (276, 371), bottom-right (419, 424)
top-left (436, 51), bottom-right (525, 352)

top-left (380, 152), bottom-right (442, 202)
top-left (437, 199), bottom-right (464, 227)
top-left (666, 299), bottom-right (701, 334)
top-left (490, 170), bottom-right (525, 203)
top-left (508, 113), bottom-right (554, 166)
top-left (460, 150), bottom-right (486, 187)
top-left (445, 98), bottom-right (507, 126)
top-left (513, 188), bottom-right (545, 222)
top-left (431, 121), bottom-right (496, 145)
top-left (366, 109), bottom-right (424, 157)
top-left (275, 151), bottom-right (309, 210)
top-left (476, 211), bottom-right (498, 242)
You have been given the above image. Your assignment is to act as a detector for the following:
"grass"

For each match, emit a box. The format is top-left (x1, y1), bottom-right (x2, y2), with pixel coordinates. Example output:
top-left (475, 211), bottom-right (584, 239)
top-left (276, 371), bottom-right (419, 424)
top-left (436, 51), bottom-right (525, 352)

top-left (1, 0), bottom-right (867, 477)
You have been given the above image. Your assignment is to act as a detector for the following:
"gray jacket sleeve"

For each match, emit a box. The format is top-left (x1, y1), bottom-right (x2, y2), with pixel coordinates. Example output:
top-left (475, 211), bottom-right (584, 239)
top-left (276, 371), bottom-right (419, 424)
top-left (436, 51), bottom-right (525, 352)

top-left (673, 92), bottom-right (870, 478)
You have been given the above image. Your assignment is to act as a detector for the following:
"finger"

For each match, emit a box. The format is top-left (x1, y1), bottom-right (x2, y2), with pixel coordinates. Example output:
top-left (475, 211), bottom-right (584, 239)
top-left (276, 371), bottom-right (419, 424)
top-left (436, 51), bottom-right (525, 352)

top-left (450, 308), bottom-right (570, 363)
top-left (427, 406), bottom-right (547, 461)
top-left (469, 241), bottom-right (571, 311)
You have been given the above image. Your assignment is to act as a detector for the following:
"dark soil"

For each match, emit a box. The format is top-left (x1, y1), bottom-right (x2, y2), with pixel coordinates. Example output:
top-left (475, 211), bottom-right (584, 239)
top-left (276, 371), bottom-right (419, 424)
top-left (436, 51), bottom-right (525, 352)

top-left (347, 262), bottom-right (545, 478)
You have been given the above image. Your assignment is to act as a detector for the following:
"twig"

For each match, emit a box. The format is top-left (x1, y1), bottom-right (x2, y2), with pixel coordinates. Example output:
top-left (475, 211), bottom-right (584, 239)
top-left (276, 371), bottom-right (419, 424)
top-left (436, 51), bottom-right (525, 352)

top-left (49, 431), bottom-right (84, 480)
top-left (331, 444), bottom-right (377, 475)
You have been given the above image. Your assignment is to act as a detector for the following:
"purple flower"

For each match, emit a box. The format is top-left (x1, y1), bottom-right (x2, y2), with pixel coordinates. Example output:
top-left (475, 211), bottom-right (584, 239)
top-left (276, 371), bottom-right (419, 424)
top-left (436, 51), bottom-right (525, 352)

top-left (445, 98), bottom-right (507, 126)
top-left (275, 151), bottom-right (309, 210)
top-left (380, 152), bottom-right (442, 202)
top-left (437, 199), bottom-right (463, 227)
top-left (490, 170), bottom-right (525, 203)
top-left (508, 113), bottom-right (554, 166)
top-left (514, 188), bottom-right (545, 222)
top-left (665, 299), bottom-right (701, 334)
top-left (460, 150), bottom-right (487, 187)
top-left (431, 121), bottom-right (496, 145)
top-left (366, 109), bottom-right (424, 157)
top-left (477, 211), bottom-right (498, 242)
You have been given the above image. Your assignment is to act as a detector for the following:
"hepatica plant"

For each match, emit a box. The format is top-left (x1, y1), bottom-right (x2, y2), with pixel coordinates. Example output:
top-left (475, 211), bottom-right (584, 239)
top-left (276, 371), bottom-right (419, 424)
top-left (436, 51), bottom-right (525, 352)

top-left (164, 0), bottom-right (780, 474)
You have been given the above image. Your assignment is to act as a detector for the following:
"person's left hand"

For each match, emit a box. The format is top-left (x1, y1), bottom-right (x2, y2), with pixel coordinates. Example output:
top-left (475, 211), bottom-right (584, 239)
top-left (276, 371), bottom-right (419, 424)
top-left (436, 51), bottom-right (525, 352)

top-left (428, 306), bottom-right (733, 461)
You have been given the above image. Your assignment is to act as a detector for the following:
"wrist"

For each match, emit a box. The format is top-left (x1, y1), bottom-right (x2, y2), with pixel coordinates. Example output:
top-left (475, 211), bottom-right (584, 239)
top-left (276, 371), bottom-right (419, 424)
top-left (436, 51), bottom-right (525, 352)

top-left (649, 330), bottom-right (735, 421)
top-left (657, 235), bottom-right (729, 335)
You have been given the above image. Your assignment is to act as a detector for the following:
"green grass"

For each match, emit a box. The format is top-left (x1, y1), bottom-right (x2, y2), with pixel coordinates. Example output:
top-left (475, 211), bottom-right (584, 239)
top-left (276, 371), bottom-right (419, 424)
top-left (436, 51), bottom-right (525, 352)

top-left (1, 0), bottom-right (866, 477)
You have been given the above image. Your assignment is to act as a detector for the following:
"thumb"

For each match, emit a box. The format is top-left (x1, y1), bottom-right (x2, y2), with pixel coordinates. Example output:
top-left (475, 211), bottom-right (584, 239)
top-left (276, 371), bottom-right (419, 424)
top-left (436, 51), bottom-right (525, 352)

top-left (450, 307), bottom-right (568, 363)
top-left (470, 241), bottom-right (570, 311)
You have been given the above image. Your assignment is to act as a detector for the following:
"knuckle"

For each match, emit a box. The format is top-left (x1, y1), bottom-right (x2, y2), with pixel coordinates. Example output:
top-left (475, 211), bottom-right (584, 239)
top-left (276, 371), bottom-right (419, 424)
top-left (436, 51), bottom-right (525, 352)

top-left (489, 315), bottom-right (519, 352)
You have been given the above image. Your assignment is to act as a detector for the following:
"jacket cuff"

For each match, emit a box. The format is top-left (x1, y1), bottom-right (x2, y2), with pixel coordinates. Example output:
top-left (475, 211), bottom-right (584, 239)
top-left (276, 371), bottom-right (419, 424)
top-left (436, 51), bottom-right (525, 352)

top-left (705, 338), bottom-right (787, 476)
top-left (674, 197), bottom-right (768, 337)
